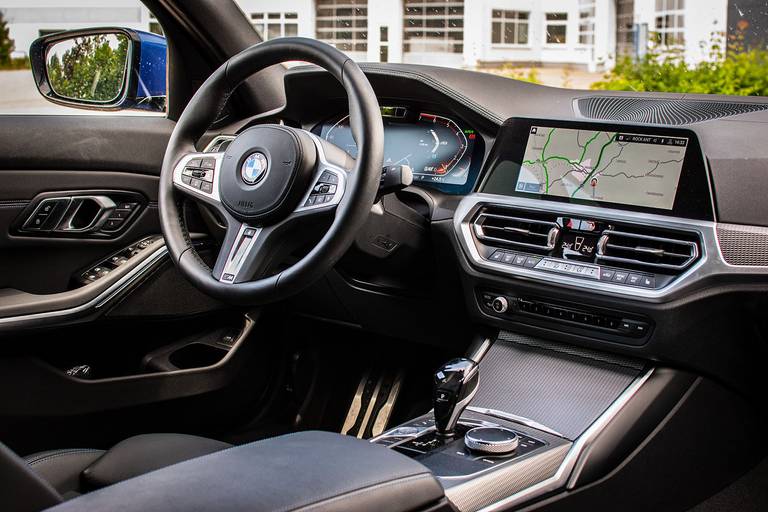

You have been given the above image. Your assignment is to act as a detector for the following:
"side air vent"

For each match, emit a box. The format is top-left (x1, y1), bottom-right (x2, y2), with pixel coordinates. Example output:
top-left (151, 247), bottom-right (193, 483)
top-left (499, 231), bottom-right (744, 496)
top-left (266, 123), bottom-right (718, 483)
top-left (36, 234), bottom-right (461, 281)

top-left (473, 207), bottom-right (559, 253)
top-left (576, 96), bottom-right (768, 125)
top-left (597, 227), bottom-right (700, 271)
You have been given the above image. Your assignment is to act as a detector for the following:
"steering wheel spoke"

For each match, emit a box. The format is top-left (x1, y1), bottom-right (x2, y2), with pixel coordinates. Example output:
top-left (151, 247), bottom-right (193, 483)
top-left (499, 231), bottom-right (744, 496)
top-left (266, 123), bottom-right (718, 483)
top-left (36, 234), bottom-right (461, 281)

top-left (292, 134), bottom-right (350, 218)
top-left (172, 151), bottom-right (225, 211)
top-left (211, 220), bottom-right (266, 284)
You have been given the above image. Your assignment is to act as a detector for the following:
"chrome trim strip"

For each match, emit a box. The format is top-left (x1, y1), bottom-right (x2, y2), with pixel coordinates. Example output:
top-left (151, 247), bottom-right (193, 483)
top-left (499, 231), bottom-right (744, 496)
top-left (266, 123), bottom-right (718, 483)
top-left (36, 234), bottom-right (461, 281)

top-left (218, 224), bottom-right (262, 284)
top-left (465, 406), bottom-right (564, 438)
top-left (473, 368), bottom-right (654, 512)
top-left (455, 194), bottom-right (768, 302)
top-left (0, 244), bottom-right (168, 327)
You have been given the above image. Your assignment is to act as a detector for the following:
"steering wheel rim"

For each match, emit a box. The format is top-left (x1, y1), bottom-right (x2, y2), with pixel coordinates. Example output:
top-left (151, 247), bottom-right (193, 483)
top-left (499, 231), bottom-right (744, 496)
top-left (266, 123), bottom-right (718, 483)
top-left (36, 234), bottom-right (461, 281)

top-left (158, 38), bottom-right (384, 304)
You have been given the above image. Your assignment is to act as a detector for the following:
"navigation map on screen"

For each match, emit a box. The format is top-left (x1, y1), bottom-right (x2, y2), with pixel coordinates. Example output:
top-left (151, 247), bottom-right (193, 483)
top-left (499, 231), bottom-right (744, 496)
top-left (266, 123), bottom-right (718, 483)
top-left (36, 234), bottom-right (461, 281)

top-left (516, 126), bottom-right (688, 210)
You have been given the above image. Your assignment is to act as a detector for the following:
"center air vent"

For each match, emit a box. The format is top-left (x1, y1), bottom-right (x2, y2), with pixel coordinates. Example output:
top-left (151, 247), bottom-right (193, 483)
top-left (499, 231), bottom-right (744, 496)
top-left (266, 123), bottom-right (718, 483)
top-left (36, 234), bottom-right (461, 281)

top-left (472, 206), bottom-right (559, 253)
top-left (596, 227), bottom-right (700, 271)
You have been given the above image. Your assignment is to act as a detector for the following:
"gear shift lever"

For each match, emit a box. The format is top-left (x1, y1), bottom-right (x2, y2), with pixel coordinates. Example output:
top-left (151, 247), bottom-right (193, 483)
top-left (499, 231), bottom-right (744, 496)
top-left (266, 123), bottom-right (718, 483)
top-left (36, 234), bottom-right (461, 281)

top-left (433, 358), bottom-right (479, 437)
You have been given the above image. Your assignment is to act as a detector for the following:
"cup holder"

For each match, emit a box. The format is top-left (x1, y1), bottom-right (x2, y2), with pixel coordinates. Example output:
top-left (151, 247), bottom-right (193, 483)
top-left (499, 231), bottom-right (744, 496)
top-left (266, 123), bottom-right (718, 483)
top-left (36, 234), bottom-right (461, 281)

top-left (168, 343), bottom-right (228, 369)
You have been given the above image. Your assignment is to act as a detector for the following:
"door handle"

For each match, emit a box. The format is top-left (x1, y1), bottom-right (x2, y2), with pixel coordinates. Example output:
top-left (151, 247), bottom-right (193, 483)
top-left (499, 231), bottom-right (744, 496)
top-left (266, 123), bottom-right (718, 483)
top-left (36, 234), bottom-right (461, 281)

top-left (55, 195), bottom-right (117, 233)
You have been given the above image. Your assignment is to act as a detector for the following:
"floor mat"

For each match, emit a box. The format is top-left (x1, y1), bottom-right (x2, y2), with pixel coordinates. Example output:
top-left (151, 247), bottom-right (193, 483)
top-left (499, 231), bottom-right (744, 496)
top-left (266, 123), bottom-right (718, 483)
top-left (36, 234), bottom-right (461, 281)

top-left (688, 457), bottom-right (768, 512)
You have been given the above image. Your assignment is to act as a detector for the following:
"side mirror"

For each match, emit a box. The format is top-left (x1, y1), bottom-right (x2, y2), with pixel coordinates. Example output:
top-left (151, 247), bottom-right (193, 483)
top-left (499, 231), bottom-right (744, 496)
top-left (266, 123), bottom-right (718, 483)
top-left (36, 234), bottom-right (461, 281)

top-left (30, 28), bottom-right (167, 112)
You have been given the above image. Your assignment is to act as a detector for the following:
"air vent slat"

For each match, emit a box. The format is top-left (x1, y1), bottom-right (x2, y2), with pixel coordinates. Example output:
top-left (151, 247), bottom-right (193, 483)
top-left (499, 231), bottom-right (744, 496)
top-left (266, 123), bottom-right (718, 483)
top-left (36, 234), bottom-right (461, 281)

top-left (472, 206), bottom-right (560, 253)
top-left (597, 228), bottom-right (700, 272)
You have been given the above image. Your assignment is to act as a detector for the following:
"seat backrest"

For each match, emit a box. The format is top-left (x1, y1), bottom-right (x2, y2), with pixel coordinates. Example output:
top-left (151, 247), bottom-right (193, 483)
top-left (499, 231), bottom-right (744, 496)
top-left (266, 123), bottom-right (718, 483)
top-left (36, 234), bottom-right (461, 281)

top-left (0, 442), bottom-right (62, 512)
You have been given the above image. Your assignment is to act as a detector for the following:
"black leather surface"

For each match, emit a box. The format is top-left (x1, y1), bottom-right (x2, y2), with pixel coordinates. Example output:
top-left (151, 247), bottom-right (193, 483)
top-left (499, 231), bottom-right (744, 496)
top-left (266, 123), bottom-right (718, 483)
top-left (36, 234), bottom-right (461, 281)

top-left (81, 433), bottom-right (231, 490)
top-left (25, 449), bottom-right (105, 497)
top-left (48, 431), bottom-right (444, 512)
top-left (1, 443), bottom-right (63, 512)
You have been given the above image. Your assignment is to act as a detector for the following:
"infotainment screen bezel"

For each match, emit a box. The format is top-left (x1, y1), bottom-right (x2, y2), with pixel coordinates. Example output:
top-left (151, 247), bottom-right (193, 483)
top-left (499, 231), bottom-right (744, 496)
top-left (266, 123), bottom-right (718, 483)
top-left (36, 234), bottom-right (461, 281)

top-left (479, 117), bottom-right (714, 221)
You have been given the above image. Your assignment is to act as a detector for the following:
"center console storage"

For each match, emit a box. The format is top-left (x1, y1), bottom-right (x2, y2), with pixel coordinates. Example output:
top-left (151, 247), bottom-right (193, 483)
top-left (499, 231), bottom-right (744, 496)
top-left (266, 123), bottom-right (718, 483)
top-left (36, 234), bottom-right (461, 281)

top-left (50, 431), bottom-right (451, 512)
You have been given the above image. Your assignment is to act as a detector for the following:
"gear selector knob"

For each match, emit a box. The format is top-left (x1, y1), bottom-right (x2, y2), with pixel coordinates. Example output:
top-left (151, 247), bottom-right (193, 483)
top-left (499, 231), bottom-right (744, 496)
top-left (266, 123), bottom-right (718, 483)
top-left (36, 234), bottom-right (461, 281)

top-left (433, 358), bottom-right (479, 437)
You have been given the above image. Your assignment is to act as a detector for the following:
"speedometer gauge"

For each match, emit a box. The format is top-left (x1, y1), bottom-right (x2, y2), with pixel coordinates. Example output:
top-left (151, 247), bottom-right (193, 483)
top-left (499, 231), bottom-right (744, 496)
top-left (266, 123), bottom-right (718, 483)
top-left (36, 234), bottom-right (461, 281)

top-left (322, 110), bottom-right (477, 188)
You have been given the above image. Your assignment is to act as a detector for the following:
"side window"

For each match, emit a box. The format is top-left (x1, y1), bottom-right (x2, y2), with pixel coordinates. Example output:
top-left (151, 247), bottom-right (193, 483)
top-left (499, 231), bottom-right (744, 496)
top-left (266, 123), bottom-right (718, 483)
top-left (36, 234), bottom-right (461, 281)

top-left (0, 1), bottom-right (166, 115)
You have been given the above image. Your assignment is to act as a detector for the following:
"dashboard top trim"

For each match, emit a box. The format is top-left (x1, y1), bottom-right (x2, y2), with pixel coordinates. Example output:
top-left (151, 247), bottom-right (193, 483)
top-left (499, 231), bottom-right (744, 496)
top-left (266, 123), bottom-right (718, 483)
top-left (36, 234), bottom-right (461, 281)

top-left (455, 194), bottom-right (768, 303)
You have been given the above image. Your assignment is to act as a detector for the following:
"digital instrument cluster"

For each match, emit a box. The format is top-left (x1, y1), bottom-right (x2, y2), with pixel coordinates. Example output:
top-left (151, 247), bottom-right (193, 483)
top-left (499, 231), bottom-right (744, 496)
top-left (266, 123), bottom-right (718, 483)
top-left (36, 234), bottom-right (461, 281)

top-left (317, 107), bottom-right (483, 194)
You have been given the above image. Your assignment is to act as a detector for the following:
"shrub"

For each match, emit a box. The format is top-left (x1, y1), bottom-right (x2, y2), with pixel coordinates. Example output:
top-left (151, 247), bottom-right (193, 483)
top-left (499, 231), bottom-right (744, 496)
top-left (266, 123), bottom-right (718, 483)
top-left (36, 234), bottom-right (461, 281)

top-left (591, 34), bottom-right (768, 96)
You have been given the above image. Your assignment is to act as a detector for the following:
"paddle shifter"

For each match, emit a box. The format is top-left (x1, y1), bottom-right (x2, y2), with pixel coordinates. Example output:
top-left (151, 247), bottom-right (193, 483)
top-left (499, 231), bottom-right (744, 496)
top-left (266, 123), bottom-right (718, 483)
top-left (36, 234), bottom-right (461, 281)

top-left (433, 358), bottom-right (479, 438)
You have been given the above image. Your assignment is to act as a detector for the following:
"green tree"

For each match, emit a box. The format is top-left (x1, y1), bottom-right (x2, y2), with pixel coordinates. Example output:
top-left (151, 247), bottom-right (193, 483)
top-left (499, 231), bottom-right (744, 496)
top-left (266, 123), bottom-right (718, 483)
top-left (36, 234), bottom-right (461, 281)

top-left (48, 34), bottom-right (129, 102)
top-left (0, 11), bottom-right (14, 67)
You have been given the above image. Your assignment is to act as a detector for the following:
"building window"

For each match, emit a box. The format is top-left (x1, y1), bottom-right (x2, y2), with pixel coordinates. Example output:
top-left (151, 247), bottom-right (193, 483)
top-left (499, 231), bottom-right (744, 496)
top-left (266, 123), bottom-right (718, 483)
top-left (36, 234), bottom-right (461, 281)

top-left (379, 26), bottom-right (389, 62)
top-left (545, 13), bottom-right (568, 45)
top-left (316, 0), bottom-right (368, 52)
top-left (578, 1), bottom-right (595, 46)
top-left (616, 0), bottom-right (635, 58)
top-left (149, 13), bottom-right (164, 36)
top-left (251, 12), bottom-right (298, 41)
top-left (654, 0), bottom-right (684, 47)
top-left (403, 0), bottom-right (464, 54)
top-left (491, 10), bottom-right (529, 46)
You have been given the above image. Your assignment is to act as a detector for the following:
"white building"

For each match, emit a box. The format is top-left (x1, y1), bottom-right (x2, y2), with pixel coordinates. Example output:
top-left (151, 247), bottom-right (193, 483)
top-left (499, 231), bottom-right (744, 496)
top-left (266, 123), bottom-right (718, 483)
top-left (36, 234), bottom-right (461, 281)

top-left (0, 0), bottom-right (734, 71)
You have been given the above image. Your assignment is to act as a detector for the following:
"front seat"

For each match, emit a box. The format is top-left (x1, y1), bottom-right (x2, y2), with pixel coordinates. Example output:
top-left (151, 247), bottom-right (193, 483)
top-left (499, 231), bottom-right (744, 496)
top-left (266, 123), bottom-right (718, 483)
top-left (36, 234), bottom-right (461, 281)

top-left (22, 434), bottom-right (231, 501)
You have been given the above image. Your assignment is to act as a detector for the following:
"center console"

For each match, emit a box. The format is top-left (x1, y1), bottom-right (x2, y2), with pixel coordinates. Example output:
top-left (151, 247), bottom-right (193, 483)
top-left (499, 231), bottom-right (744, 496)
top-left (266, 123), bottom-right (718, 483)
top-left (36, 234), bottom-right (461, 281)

top-left (371, 332), bottom-right (652, 511)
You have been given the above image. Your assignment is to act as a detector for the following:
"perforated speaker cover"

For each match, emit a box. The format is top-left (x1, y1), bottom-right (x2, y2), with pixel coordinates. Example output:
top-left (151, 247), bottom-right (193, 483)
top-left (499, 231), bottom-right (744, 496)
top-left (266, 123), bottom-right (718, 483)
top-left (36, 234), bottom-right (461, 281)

top-left (577, 96), bottom-right (768, 125)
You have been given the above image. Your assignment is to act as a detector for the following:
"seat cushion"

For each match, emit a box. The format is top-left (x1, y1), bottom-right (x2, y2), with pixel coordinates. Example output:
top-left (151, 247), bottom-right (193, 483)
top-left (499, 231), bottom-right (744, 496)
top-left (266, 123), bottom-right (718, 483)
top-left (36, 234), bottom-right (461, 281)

top-left (25, 449), bottom-right (106, 498)
top-left (25, 433), bottom-right (232, 498)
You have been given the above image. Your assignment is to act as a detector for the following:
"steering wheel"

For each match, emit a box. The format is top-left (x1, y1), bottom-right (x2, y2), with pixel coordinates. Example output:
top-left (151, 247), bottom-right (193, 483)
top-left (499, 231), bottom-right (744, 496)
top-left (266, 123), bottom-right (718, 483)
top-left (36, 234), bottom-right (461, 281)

top-left (158, 38), bottom-right (383, 304)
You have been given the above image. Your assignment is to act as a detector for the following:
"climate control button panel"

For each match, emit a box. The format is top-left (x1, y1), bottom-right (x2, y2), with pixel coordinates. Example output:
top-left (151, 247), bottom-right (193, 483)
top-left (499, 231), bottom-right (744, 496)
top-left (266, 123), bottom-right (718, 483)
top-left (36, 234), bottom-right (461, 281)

top-left (479, 290), bottom-right (653, 344)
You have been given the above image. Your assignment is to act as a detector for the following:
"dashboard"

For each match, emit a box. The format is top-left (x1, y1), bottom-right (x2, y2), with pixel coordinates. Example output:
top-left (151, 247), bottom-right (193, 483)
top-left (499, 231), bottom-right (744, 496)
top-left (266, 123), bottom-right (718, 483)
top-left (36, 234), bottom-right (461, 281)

top-left (276, 64), bottom-right (768, 399)
top-left (315, 106), bottom-right (484, 194)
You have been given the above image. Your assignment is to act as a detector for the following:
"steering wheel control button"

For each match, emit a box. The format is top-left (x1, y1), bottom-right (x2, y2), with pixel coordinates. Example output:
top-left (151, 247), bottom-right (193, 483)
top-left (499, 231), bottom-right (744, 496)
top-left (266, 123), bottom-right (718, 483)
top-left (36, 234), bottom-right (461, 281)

top-left (464, 427), bottom-right (519, 455)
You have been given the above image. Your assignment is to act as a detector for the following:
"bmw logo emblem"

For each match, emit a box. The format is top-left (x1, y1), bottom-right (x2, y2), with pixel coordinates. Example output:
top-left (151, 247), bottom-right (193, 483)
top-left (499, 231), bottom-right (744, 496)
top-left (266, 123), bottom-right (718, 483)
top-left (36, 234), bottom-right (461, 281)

top-left (241, 152), bottom-right (269, 185)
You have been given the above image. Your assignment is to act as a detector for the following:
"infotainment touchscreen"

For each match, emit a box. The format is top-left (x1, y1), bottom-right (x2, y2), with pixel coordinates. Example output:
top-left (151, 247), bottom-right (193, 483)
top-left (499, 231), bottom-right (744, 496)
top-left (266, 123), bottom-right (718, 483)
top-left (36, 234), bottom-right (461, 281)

top-left (516, 126), bottom-right (688, 210)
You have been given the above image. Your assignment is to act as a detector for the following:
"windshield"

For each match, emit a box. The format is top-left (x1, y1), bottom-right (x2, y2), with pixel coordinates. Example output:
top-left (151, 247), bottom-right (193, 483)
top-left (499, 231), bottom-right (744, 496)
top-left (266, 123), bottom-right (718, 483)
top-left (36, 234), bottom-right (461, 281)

top-left (244, 0), bottom-right (768, 96)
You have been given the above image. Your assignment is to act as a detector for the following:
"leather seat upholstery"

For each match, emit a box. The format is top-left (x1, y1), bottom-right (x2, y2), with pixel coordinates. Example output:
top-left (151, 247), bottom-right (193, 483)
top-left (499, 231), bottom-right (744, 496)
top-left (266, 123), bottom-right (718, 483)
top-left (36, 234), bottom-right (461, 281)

top-left (25, 433), bottom-right (232, 498)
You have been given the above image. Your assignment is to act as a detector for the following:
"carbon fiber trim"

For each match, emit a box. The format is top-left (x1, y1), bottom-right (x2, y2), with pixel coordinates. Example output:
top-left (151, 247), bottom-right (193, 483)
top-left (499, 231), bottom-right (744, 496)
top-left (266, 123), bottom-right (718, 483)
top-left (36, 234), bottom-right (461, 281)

top-left (717, 223), bottom-right (768, 266)
top-left (445, 443), bottom-right (570, 512)
top-left (471, 332), bottom-right (644, 440)
top-left (576, 96), bottom-right (768, 125)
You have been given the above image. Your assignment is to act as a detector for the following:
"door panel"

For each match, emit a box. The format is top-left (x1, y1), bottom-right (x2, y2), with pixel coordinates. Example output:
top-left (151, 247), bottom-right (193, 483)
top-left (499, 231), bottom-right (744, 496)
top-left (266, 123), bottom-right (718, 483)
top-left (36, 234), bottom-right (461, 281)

top-left (0, 116), bottom-right (174, 174)
top-left (0, 113), bottom-right (264, 453)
